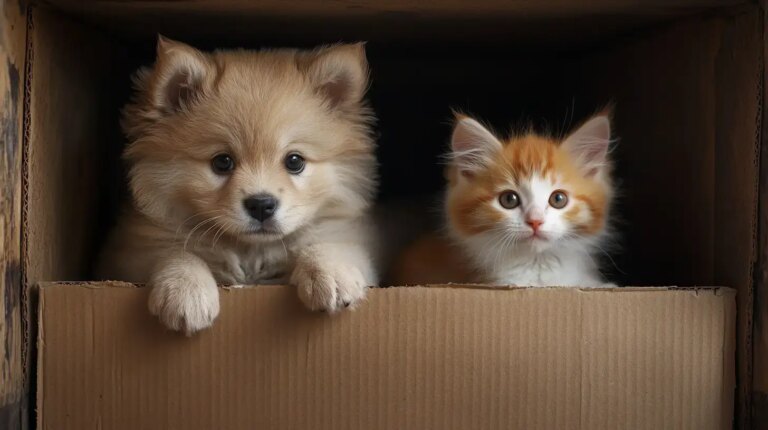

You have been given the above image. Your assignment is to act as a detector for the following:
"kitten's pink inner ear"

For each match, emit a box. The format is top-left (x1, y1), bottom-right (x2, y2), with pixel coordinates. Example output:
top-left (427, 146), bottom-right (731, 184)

top-left (450, 117), bottom-right (502, 176)
top-left (450, 117), bottom-right (501, 153)
top-left (563, 115), bottom-right (611, 174)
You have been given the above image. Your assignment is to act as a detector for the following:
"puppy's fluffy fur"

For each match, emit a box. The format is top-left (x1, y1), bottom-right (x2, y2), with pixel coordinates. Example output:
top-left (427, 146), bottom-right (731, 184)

top-left (98, 37), bottom-right (378, 334)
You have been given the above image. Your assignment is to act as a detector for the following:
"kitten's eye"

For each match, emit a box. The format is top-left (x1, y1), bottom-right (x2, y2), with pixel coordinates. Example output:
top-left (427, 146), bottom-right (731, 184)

top-left (284, 152), bottom-right (306, 174)
top-left (211, 153), bottom-right (235, 174)
top-left (498, 191), bottom-right (520, 209)
top-left (549, 190), bottom-right (569, 209)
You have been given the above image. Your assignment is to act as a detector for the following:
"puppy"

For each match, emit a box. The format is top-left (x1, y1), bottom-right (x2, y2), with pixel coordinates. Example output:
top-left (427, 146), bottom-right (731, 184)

top-left (98, 37), bottom-right (378, 335)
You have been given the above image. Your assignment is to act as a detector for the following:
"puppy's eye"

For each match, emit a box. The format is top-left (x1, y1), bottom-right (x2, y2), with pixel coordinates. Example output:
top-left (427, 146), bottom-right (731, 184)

top-left (211, 154), bottom-right (235, 174)
top-left (549, 190), bottom-right (568, 209)
top-left (284, 153), bottom-right (306, 174)
top-left (499, 191), bottom-right (520, 209)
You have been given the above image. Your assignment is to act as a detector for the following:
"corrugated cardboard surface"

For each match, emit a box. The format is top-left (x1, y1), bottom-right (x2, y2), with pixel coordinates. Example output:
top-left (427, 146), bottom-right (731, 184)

top-left (38, 283), bottom-right (735, 430)
top-left (0, 0), bottom-right (29, 428)
top-left (750, 2), bottom-right (768, 425)
top-left (25, 9), bottom-right (120, 282)
top-left (574, 10), bottom-right (762, 424)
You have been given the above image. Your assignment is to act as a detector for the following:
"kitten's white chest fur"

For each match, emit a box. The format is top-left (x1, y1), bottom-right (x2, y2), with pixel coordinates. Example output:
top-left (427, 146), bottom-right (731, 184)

top-left (489, 248), bottom-right (603, 287)
top-left (463, 236), bottom-right (608, 287)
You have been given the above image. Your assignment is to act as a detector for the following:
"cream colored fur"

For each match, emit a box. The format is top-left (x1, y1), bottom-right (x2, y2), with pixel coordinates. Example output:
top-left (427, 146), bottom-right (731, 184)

top-left (98, 37), bottom-right (378, 335)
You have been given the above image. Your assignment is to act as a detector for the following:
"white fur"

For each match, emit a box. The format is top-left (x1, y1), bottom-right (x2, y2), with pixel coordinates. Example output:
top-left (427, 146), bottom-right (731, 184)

top-left (147, 252), bottom-right (220, 336)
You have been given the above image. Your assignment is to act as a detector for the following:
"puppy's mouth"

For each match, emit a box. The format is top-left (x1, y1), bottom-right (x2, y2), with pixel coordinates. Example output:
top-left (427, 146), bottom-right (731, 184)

top-left (245, 228), bottom-right (281, 236)
top-left (243, 223), bottom-right (283, 237)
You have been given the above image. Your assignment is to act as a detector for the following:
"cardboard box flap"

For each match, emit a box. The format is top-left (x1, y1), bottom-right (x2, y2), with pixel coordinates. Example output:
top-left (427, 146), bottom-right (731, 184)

top-left (38, 283), bottom-right (735, 430)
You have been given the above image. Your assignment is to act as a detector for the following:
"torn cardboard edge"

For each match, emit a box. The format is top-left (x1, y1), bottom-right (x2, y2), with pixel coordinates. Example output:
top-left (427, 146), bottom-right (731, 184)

top-left (39, 280), bottom-right (737, 294)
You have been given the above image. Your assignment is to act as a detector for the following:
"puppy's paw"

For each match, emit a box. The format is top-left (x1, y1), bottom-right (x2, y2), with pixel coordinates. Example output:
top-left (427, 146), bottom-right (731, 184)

top-left (291, 260), bottom-right (368, 313)
top-left (148, 267), bottom-right (219, 336)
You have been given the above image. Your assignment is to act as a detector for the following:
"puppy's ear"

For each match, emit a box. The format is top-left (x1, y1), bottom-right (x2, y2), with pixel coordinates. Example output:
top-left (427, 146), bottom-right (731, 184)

top-left (148, 36), bottom-right (216, 115)
top-left (303, 43), bottom-right (369, 110)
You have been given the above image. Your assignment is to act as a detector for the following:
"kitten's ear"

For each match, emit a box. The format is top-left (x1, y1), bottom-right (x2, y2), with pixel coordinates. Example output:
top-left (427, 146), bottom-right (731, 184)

top-left (303, 43), bottom-right (369, 110)
top-left (148, 36), bottom-right (215, 115)
top-left (449, 115), bottom-right (503, 175)
top-left (562, 113), bottom-right (612, 176)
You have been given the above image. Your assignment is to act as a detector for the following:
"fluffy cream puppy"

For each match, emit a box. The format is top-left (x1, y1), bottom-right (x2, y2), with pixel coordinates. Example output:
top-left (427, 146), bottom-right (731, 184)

top-left (98, 37), bottom-right (378, 335)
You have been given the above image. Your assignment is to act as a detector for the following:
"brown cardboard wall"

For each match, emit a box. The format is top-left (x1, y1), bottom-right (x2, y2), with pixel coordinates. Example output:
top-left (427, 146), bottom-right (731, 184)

top-left (712, 11), bottom-right (763, 426)
top-left (574, 10), bottom-right (763, 425)
top-left (45, 0), bottom-right (747, 16)
top-left (25, 10), bottom-right (120, 282)
top-left (576, 18), bottom-right (719, 285)
top-left (37, 283), bottom-right (736, 430)
top-left (576, 15), bottom-right (729, 284)
top-left (0, 0), bottom-right (29, 429)
top-left (752, 4), bottom-right (768, 425)
top-left (15, 2), bottom-right (764, 429)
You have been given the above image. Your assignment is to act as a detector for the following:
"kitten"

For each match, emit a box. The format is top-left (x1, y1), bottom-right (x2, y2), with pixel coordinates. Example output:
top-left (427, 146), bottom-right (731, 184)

top-left (389, 111), bottom-right (615, 287)
top-left (98, 37), bottom-right (378, 334)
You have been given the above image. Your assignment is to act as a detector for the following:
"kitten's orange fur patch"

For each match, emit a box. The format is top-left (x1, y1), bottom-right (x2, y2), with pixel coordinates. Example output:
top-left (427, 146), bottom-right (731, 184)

top-left (387, 235), bottom-right (474, 286)
top-left (392, 113), bottom-right (614, 287)
top-left (393, 130), bottom-right (611, 286)
top-left (447, 133), bottom-right (609, 237)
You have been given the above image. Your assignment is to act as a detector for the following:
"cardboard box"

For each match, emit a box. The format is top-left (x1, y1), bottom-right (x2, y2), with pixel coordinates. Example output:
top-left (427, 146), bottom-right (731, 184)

top-left (0, 1), bottom-right (763, 429)
top-left (38, 283), bottom-right (735, 430)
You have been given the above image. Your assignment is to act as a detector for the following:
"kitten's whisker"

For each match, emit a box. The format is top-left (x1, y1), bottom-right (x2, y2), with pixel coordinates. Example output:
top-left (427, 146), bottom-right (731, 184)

top-left (591, 242), bottom-right (625, 275)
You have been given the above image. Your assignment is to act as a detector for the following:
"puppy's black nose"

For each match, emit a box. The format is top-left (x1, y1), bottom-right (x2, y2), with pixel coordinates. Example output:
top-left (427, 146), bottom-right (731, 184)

top-left (243, 194), bottom-right (279, 222)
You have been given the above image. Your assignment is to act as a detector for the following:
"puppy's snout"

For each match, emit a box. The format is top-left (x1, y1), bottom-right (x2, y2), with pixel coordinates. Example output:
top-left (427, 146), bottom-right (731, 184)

top-left (243, 194), bottom-right (279, 222)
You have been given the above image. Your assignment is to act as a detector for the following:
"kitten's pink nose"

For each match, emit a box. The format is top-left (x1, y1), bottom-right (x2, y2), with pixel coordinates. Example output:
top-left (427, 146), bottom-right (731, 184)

top-left (526, 219), bottom-right (544, 232)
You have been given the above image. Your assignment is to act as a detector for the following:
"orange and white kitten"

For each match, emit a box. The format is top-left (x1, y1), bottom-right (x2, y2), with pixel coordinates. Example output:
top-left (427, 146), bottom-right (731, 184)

top-left (445, 112), bottom-right (615, 286)
top-left (98, 37), bottom-right (378, 334)
top-left (390, 112), bottom-right (615, 287)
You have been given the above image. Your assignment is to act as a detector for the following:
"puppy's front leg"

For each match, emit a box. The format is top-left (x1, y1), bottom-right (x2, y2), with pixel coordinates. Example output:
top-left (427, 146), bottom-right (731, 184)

top-left (290, 222), bottom-right (376, 313)
top-left (147, 252), bottom-right (220, 335)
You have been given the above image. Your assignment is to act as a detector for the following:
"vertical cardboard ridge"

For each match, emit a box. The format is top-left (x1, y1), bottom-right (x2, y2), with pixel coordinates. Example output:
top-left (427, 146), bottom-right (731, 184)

top-left (712, 9), bottom-right (763, 426)
top-left (19, 4), bottom-right (36, 400)
top-left (722, 291), bottom-right (737, 429)
top-left (37, 284), bottom-right (734, 429)
top-left (34, 283), bottom-right (43, 430)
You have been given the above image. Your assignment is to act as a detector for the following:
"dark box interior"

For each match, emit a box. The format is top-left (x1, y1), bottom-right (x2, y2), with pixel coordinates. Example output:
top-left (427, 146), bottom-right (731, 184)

top-left (23, 1), bottom-right (762, 424)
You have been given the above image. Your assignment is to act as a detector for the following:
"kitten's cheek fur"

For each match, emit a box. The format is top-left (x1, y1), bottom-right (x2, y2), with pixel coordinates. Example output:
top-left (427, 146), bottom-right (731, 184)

top-left (291, 245), bottom-right (373, 313)
top-left (147, 253), bottom-right (220, 336)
